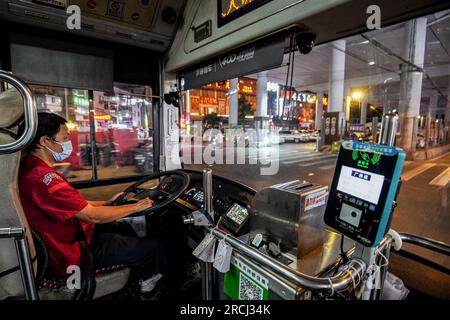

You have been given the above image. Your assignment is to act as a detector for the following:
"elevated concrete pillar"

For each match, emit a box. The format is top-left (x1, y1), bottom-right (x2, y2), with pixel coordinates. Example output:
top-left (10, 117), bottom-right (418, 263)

top-left (228, 78), bottom-right (239, 126)
top-left (256, 71), bottom-right (268, 117)
top-left (445, 80), bottom-right (450, 144)
top-left (360, 93), bottom-right (368, 125)
top-left (397, 17), bottom-right (427, 159)
top-left (315, 91), bottom-right (324, 130)
top-left (328, 40), bottom-right (346, 112)
top-left (445, 80), bottom-right (450, 126)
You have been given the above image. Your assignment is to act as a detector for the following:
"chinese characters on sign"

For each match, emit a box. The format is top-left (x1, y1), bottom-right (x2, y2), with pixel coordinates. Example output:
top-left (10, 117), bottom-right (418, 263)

top-left (195, 65), bottom-right (214, 77)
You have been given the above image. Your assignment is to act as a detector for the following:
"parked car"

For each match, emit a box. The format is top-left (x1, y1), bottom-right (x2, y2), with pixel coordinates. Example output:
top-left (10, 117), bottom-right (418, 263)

top-left (278, 130), bottom-right (309, 143)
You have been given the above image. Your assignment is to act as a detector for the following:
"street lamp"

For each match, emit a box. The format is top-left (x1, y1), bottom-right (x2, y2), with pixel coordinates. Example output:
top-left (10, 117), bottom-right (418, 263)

top-left (352, 91), bottom-right (363, 101)
top-left (352, 90), bottom-right (363, 123)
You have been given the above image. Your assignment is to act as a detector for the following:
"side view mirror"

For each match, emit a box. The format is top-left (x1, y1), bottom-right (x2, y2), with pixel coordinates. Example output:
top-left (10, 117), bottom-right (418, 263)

top-left (163, 91), bottom-right (180, 108)
top-left (0, 70), bottom-right (37, 154)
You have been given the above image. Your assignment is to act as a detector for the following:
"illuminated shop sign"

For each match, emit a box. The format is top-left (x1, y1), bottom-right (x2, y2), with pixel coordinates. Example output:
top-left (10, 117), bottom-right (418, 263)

top-left (94, 115), bottom-right (111, 121)
top-left (291, 93), bottom-right (316, 104)
top-left (73, 96), bottom-right (89, 106)
top-left (218, 0), bottom-right (272, 27)
top-left (202, 79), bottom-right (255, 94)
top-left (241, 85), bottom-right (253, 93)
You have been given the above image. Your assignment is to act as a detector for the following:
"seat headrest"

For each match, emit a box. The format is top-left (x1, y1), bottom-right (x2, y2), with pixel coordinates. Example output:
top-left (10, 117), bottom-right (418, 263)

top-left (0, 88), bottom-right (24, 129)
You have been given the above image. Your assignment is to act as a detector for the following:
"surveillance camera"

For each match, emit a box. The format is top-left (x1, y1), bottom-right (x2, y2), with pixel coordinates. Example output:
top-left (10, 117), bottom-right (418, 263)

top-left (295, 32), bottom-right (316, 55)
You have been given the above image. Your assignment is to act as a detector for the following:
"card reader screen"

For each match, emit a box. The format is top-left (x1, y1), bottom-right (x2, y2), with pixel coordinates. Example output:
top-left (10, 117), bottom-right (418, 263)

top-left (339, 203), bottom-right (363, 227)
top-left (225, 203), bottom-right (248, 225)
top-left (337, 165), bottom-right (384, 205)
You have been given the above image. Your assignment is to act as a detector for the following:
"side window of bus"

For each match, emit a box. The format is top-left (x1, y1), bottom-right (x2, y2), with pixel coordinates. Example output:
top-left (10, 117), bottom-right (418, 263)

top-left (29, 84), bottom-right (153, 181)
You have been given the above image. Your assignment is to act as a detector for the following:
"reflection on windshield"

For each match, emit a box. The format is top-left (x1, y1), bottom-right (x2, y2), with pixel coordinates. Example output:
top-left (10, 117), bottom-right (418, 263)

top-left (29, 84), bottom-right (154, 181)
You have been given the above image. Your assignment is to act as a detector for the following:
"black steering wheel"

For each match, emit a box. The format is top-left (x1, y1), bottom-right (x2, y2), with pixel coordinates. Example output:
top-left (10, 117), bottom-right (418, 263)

top-left (112, 170), bottom-right (190, 216)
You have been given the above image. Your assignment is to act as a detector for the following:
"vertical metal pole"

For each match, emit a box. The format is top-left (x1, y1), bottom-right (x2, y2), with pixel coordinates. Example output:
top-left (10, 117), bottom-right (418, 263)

top-left (378, 112), bottom-right (398, 299)
top-left (201, 168), bottom-right (214, 300)
top-left (88, 90), bottom-right (97, 180)
top-left (157, 58), bottom-right (165, 172)
top-left (15, 238), bottom-right (39, 300)
top-left (201, 261), bottom-right (213, 300)
top-left (152, 99), bottom-right (161, 173)
top-left (378, 112), bottom-right (399, 146)
top-left (355, 113), bottom-right (400, 300)
top-left (374, 240), bottom-right (392, 300)
top-left (203, 168), bottom-right (213, 219)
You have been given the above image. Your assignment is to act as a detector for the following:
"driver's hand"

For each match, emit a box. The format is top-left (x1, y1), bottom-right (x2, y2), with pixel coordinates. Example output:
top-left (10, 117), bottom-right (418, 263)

top-left (133, 198), bottom-right (154, 213)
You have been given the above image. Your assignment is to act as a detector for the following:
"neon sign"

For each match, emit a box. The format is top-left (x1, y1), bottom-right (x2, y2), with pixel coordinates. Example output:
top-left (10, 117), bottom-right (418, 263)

top-left (72, 96), bottom-right (89, 106)
top-left (218, 0), bottom-right (272, 27)
top-left (94, 115), bottom-right (111, 121)
top-left (242, 85), bottom-right (253, 93)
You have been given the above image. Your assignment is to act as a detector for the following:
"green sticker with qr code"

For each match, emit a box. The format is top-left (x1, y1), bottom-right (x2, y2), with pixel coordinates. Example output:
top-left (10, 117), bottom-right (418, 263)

top-left (223, 256), bottom-right (269, 300)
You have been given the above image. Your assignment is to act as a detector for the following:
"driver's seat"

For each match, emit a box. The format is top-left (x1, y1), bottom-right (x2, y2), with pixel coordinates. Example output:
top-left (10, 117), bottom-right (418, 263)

top-left (0, 79), bottom-right (130, 300)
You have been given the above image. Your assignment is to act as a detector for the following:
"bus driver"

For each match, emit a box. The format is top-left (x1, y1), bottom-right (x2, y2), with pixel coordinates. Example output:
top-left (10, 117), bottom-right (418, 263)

top-left (18, 112), bottom-right (168, 295)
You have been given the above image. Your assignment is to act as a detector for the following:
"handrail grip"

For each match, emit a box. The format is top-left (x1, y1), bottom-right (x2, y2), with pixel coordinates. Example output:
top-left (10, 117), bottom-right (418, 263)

top-left (210, 227), bottom-right (366, 292)
top-left (0, 70), bottom-right (37, 154)
top-left (399, 233), bottom-right (450, 256)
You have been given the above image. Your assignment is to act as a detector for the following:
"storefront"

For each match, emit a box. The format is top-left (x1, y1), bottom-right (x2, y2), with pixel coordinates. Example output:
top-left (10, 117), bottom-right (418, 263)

top-left (270, 85), bottom-right (328, 129)
top-left (184, 77), bottom-right (257, 122)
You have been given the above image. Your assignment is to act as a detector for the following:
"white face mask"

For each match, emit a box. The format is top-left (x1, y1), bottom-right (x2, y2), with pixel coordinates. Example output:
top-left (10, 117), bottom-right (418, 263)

top-left (46, 140), bottom-right (73, 162)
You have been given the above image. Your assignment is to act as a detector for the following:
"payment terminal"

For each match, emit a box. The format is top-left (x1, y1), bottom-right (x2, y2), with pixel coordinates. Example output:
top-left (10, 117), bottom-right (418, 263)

top-left (324, 141), bottom-right (405, 247)
top-left (220, 202), bottom-right (250, 234)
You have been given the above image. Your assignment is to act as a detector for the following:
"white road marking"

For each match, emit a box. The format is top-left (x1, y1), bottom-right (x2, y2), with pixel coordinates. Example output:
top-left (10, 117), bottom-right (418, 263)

top-left (247, 151), bottom-right (310, 160)
top-left (283, 154), bottom-right (337, 165)
top-left (299, 157), bottom-right (338, 167)
top-left (429, 166), bottom-right (450, 187)
top-left (401, 163), bottom-right (436, 182)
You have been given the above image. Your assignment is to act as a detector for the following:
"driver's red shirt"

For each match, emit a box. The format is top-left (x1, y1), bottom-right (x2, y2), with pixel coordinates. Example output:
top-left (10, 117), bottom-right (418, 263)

top-left (18, 155), bottom-right (92, 276)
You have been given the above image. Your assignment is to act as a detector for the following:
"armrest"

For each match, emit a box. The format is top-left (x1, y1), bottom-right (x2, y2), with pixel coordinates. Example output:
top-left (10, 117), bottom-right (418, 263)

top-left (73, 219), bottom-right (96, 300)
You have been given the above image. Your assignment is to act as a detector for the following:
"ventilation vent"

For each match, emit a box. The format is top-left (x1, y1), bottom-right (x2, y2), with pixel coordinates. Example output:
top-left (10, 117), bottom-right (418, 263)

top-left (24, 10), bottom-right (49, 20)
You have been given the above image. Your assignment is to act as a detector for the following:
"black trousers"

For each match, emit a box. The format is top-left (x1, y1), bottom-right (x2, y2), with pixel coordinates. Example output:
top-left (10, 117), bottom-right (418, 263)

top-left (91, 215), bottom-right (190, 287)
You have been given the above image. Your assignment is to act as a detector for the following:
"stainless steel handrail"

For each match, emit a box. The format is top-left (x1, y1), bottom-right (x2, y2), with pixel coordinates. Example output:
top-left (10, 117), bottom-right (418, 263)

top-left (0, 70), bottom-right (37, 154)
top-left (0, 227), bottom-right (39, 300)
top-left (210, 227), bottom-right (366, 293)
top-left (399, 233), bottom-right (450, 256)
top-left (203, 168), bottom-right (213, 218)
